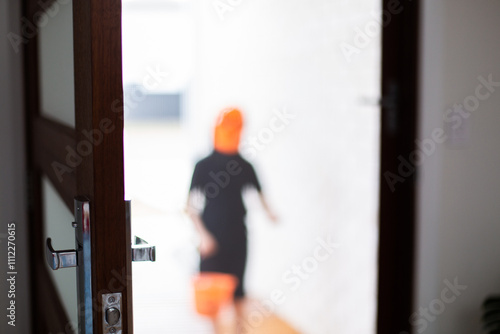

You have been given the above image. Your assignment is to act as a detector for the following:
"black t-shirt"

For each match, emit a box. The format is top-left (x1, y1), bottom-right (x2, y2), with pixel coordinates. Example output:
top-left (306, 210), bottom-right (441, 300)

top-left (189, 151), bottom-right (261, 239)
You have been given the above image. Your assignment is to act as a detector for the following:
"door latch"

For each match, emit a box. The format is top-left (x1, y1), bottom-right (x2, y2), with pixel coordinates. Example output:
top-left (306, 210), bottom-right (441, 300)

top-left (102, 292), bottom-right (122, 334)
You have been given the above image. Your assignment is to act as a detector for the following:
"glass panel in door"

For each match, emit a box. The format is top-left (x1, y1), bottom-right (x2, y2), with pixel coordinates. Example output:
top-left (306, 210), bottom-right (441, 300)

top-left (37, 0), bottom-right (77, 330)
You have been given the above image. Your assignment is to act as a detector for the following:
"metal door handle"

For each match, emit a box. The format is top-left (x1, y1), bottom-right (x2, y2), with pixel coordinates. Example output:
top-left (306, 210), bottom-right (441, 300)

top-left (46, 238), bottom-right (77, 270)
top-left (44, 198), bottom-right (94, 333)
top-left (132, 236), bottom-right (156, 262)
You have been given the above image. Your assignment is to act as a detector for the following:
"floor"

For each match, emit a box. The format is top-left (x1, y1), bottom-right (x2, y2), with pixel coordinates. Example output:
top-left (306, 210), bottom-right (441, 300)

top-left (216, 300), bottom-right (300, 334)
top-left (129, 195), bottom-right (301, 333)
top-left (242, 316), bottom-right (299, 334)
top-left (124, 122), bottom-right (378, 333)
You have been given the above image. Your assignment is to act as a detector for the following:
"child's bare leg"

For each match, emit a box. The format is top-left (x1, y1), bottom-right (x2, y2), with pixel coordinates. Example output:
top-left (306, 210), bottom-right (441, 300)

top-left (210, 314), bottom-right (223, 334)
top-left (234, 298), bottom-right (247, 334)
top-left (210, 303), bottom-right (240, 334)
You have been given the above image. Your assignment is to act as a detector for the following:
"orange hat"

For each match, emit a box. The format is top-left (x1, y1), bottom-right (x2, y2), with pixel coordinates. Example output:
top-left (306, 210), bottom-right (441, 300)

top-left (214, 107), bottom-right (243, 154)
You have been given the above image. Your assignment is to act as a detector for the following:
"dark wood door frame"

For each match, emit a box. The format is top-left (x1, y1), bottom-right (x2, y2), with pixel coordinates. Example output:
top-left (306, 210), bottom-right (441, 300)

top-left (23, 0), bottom-right (131, 333)
top-left (377, 0), bottom-right (420, 333)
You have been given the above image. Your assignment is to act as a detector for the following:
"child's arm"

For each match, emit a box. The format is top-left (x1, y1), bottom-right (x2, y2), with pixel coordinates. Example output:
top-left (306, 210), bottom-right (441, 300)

top-left (258, 192), bottom-right (279, 223)
top-left (185, 196), bottom-right (218, 258)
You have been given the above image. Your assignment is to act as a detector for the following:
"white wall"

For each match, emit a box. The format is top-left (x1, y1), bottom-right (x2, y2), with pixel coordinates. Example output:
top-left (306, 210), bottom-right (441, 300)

top-left (416, 1), bottom-right (500, 333)
top-left (0, 0), bottom-right (31, 333)
top-left (188, 1), bottom-right (381, 333)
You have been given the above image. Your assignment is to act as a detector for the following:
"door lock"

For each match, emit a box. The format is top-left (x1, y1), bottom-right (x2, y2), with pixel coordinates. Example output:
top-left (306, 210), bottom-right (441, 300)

top-left (44, 199), bottom-right (154, 334)
top-left (103, 292), bottom-right (122, 334)
top-left (105, 307), bottom-right (120, 326)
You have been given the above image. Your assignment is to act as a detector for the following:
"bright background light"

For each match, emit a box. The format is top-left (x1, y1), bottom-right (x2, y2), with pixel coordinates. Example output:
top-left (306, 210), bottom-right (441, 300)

top-left (122, 0), bottom-right (381, 333)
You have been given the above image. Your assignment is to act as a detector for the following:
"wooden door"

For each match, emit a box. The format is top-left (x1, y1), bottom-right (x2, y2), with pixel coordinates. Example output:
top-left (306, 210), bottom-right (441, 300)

top-left (24, 0), bottom-right (132, 333)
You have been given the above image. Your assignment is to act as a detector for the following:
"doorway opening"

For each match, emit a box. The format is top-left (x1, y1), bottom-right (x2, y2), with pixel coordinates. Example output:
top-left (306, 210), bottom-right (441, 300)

top-left (122, 0), bottom-right (381, 332)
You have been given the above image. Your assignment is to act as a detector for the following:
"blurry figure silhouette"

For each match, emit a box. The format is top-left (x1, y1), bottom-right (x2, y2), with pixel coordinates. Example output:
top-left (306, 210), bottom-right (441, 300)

top-left (186, 107), bottom-right (277, 333)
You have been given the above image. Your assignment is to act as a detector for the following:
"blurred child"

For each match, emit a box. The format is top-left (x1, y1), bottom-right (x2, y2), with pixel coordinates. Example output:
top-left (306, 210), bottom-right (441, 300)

top-left (186, 107), bottom-right (277, 333)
